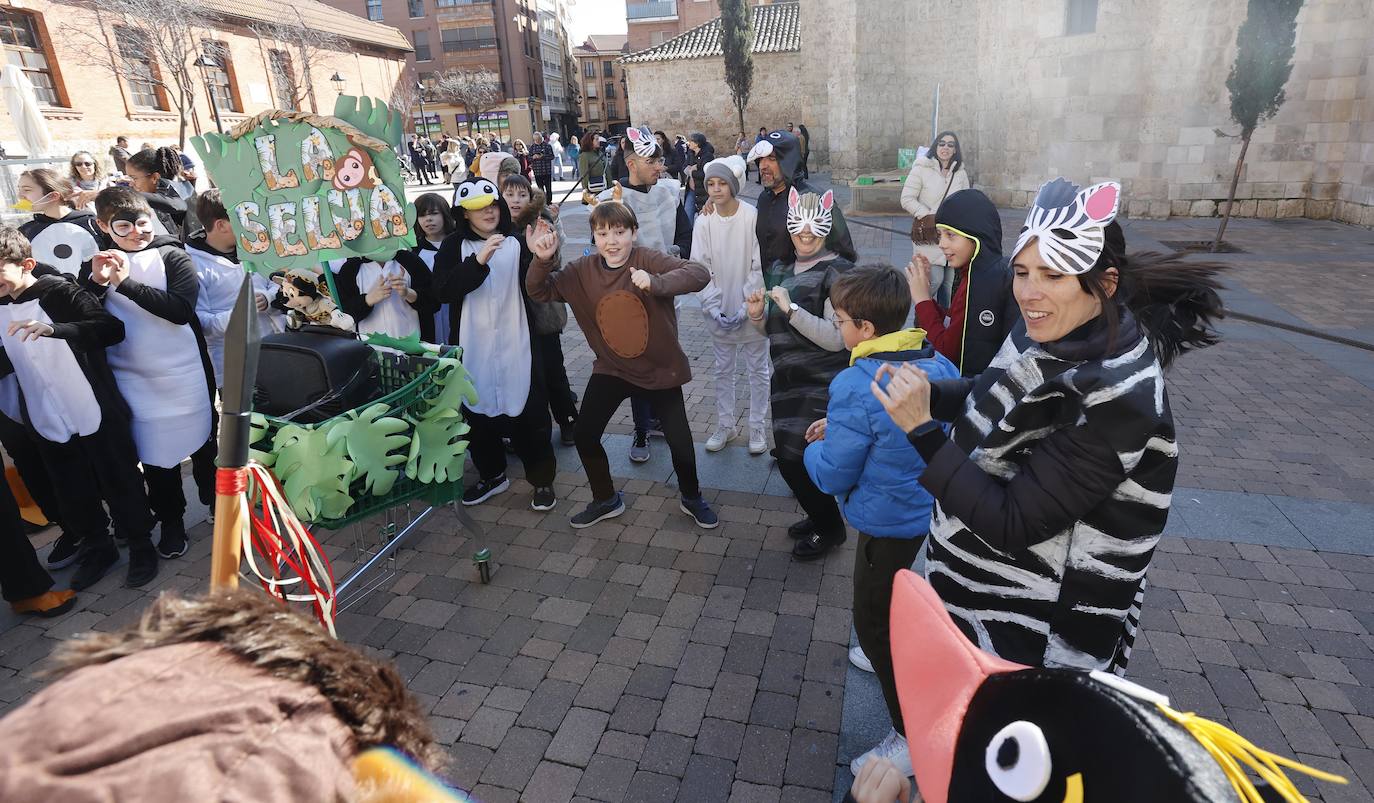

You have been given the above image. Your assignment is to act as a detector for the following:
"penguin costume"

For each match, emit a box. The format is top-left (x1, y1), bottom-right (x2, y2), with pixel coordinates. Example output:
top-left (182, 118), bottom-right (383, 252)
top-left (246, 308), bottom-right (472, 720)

top-left (19, 211), bottom-right (101, 278)
top-left (335, 250), bottom-right (436, 342)
top-left (81, 202), bottom-right (216, 554)
top-left (431, 177), bottom-right (556, 505)
top-left (871, 570), bottom-right (1348, 803)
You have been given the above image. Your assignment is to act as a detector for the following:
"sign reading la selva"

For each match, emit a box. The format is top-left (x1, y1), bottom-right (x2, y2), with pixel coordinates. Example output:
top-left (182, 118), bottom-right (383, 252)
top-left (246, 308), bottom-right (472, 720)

top-left (191, 96), bottom-right (416, 274)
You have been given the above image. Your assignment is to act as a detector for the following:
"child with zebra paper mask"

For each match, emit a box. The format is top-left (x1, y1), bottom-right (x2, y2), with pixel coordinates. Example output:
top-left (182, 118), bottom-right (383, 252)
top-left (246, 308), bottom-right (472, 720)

top-left (872, 177), bottom-right (1227, 680)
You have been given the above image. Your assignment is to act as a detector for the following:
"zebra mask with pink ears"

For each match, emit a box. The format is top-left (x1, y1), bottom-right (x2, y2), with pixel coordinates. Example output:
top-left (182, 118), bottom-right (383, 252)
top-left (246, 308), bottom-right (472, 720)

top-left (786, 187), bottom-right (834, 239)
top-left (1014, 179), bottom-right (1122, 275)
top-left (624, 125), bottom-right (658, 158)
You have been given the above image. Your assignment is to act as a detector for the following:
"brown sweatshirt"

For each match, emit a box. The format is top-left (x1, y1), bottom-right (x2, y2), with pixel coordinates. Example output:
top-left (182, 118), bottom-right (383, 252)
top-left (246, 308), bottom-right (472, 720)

top-left (527, 246), bottom-right (709, 390)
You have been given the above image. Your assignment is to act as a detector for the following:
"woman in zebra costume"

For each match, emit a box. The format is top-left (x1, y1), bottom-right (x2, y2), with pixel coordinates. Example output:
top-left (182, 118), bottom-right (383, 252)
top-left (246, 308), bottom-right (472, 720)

top-left (873, 178), bottom-right (1225, 675)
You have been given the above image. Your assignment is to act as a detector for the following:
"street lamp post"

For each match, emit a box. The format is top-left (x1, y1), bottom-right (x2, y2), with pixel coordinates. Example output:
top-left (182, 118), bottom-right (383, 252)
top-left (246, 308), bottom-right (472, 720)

top-left (415, 80), bottom-right (429, 138)
top-left (193, 53), bottom-right (225, 136)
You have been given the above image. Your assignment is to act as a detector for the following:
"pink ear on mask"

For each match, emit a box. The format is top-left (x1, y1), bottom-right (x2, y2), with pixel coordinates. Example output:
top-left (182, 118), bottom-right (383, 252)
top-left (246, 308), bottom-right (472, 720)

top-left (1083, 182), bottom-right (1121, 222)
top-left (820, 190), bottom-right (834, 211)
top-left (627, 127), bottom-right (645, 143)
top-left (788, 186), bottom-right (801, 210)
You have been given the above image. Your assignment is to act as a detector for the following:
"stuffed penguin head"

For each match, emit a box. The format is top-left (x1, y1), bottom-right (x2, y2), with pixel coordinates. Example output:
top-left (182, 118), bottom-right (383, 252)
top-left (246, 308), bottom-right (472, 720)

top-left (452, 178), bottom-right (510, 239)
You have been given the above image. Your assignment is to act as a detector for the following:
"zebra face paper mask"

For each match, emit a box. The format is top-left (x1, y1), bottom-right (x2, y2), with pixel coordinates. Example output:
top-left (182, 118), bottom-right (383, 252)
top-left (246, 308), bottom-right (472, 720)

top-left (1014, 179), bottom-right (1121, 276)
top-left (785, 188), bottom-right (833, 239)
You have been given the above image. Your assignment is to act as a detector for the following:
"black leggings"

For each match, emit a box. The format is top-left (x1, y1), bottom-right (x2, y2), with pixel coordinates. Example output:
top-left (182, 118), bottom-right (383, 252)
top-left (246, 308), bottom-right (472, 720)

top-left (774, 457), bottom-right (844, 533)
top-left (143, 437), bottom-right (216, 525)
top-left (853, 532), bottom-right (925, 735)
top-left (36, 417), bottom-right (155, 551)
top-left (575, 374), bottom-right (698, 501)
top-left (466, 404), bottom-right (557, 488)
top-left (536, 332), bottom-right (578, 426)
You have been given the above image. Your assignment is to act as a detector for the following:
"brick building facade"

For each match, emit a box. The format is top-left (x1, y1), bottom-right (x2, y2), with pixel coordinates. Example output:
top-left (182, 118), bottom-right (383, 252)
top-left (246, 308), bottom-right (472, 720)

top-left (0, 0), bottom-right (410, 166)
top-left (574, 34), bottom-right (629, 136)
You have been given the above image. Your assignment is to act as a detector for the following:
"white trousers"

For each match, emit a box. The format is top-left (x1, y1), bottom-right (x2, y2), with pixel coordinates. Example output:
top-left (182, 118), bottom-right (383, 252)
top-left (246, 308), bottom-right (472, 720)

top-left (712, 338), bottom-right (772, 432)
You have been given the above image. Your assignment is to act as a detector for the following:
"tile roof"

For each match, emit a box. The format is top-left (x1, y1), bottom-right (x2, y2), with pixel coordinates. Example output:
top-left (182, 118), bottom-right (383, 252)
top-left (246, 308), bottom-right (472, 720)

top-left (577, 34), bottom-right (630, 54)
top-left (199, 0), bottom-right (412, 52)
top-left (621, 1), bottom-right (798, 64)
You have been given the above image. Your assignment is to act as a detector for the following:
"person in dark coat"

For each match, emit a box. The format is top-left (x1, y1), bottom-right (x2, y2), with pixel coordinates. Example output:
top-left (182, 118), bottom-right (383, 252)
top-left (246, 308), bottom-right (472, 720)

top-left (874, 178), bottom-right (1226, 678)
top-left (746, 130), bottom-right (857, 270)
top-left (685, 133), bottom-right (715, 219)
top-left (908, 188), bottom-right (1018, 377)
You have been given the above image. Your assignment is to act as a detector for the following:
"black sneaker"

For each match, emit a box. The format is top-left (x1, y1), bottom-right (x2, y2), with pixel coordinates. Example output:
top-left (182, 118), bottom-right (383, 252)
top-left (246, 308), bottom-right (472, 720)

top-left (647, 419), bottom-right (665, 438)
top-left (679, 495), bottom-right (719, 530)
top-left (462, 475), bottom-right (510, 506)
top-left (792, 529), bottom-right (847, 561)
top-left (570, 493), bottom-right (625, 529)
top-left (629, 431), bottom-right (650, 463)
top-left (157, 520), bottom-right (188, 559)
top-left (70, 542), bottom-right (119, 591)
top-left (126, 547), bottom-right (159, 588)
top-left (531, 486), bottom-right (556, 511)
top-left (560, 422), bottom-right (577, 447)
top-left (45, 531), bottom-right (83, 570)
top-left (787, 518), bottom-right (816, 540)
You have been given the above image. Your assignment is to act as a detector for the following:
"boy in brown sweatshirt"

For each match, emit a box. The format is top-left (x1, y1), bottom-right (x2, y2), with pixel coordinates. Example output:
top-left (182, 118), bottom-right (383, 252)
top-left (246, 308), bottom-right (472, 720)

top-left (526, 201), bottom-right (718, 529)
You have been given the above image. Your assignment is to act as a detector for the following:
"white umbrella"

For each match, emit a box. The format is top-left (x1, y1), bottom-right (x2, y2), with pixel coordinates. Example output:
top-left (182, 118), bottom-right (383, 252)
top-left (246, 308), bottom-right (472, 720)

top-left (1, 64), bottom-right (52, 158)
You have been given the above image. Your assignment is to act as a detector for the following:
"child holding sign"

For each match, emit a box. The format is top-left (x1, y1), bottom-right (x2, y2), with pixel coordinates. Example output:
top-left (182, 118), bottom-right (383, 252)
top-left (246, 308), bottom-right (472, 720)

top-left (336, 249), bottom-right (436, 341)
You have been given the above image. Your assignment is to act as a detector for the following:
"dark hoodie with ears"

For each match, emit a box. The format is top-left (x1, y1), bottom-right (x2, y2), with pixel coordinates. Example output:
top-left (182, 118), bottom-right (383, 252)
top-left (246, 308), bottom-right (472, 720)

top-left (917, 188), bottom-right (1016, 377)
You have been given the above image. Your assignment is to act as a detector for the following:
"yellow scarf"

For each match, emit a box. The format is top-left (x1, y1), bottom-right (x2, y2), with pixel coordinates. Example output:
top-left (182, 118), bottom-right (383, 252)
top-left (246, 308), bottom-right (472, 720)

top-left (849, 328), bottom-right (927, 365)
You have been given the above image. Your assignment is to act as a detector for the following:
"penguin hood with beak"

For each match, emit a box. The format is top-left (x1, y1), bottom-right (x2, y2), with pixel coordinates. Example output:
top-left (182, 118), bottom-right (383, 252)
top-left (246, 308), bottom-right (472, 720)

top-left (746, 130), bottom-right (803, 184)
top-left (891, 570), bottom-right (1346, 803)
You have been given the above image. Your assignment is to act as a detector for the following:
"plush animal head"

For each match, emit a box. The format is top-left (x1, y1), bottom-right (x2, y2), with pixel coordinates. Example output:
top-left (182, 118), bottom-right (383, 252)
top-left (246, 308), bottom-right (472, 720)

top-left (270, 268), bottom-right (327, 310)
top-left (454, 177), bottom-right (499, 211)
top-left (1013, 179), bottom-right (1121, 275)
top-left (746, 130), bottom-right (803, 185)
top-left (785, 187), bottom-right (834, 239)
top-left (333, 147), bottom-right (377, 191)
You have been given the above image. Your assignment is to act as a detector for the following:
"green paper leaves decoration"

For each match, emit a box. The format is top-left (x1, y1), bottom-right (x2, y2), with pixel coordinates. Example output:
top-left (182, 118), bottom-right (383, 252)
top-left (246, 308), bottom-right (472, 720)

top-left (325, 402), bottom-right (410, 497)
top-left (363, 332), bottom-right (435, 356)
top-left (425, 357), bottom-right (479, 417)
top-left (249, 412), bottom-right (275, 467)
top-left (407, 409), bottom-right (470, 485)
top-left (190, 95), bottom-right (416, 276)
top-left (272, 424), bottom-right (355, 522)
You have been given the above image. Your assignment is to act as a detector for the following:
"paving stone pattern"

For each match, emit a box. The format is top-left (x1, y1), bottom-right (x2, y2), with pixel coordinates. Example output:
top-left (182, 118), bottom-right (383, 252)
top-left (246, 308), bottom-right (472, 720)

top-left (0, 177), bottom-right (1372, 801)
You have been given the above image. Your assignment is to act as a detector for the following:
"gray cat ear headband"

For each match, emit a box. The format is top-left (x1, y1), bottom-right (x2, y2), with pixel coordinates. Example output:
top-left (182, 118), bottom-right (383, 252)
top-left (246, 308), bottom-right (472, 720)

top-left (1014, 178), bottom-right (1121, 275)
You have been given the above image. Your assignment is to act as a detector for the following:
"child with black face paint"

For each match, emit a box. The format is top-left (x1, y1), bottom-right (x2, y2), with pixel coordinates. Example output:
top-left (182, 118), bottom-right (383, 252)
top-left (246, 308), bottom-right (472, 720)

top-left (84, 187), bottom-right (216, 565)
top-left (0, 225), bottom-right (159, 590)
top-left (432, 177), bottom-right (558, 512)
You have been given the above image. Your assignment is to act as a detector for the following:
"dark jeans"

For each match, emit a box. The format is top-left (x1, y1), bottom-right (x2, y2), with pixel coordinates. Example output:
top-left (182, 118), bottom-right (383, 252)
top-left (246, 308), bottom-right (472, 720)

top-left (466, 406), bottom-right (557, 488)
top-left (631, 395), bottom-right (654, 434)
top-left (536, 332), bottom-right (578, 426)
top-left (35, 416), bottom-right (154, 551)
top-left (774, 457), bottom-right (844, 533)
top-left (853, 532), bottom-right (926, 736)
top-left (535, 173), bottom-right (553, 200)
top-left (576, 374), bottom-right (698, 501)
top-left (0, 474), bottom-right (53, 601)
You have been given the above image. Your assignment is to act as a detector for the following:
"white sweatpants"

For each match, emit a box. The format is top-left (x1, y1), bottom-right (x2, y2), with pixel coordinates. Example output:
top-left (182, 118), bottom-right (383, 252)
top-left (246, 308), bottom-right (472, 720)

top-left (711, 338), bottom-right (772, 432)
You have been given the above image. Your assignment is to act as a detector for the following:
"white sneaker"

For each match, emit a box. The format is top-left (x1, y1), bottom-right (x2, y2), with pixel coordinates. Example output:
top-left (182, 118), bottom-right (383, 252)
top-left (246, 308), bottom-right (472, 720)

top-left (849, 644), bottom-right (874, 673)
top-left (850, 728), bottom-right (913, 778)
top-left (705, 427), bottom-right (737, 452)
top-left (748, 426), bottom-right (768, 455)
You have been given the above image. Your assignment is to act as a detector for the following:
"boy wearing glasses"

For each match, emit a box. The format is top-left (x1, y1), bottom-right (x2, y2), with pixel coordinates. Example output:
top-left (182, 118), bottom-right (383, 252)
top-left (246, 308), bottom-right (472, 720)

top-left (800, 264), bottom-right (957, 778)
top-left (0, 225), bottom-right (159, 590)
top-left (84, 187), bottom-right (215, 565)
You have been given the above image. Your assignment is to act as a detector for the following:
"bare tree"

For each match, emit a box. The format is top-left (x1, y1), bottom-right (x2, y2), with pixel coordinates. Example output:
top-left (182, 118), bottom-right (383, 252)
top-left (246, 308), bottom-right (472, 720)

top-left (389, 76), bottom-right (420, 126)
top-left (251, 9), bottom-right (348, 113)
top-left (432, 69), bottom-right (503, 138)
top-left (61, 0), bottom-right (214, 148)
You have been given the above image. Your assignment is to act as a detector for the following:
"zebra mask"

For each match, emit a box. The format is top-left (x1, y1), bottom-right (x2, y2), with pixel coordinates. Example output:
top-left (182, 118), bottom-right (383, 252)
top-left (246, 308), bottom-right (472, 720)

top-left (1014, 179), bottom-right (1122, 275)
top-left (785, 188), bottom-right (834, 239)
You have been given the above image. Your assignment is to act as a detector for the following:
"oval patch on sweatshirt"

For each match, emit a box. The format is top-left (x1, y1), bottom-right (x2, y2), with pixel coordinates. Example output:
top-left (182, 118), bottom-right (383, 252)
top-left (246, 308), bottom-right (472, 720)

top-left (597, 290), bottom-right (650, 358)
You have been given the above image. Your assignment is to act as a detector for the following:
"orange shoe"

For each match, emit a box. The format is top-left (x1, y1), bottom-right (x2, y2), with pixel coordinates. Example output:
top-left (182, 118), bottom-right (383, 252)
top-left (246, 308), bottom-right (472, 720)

top-left (11, 589), bottom-right (76, 617)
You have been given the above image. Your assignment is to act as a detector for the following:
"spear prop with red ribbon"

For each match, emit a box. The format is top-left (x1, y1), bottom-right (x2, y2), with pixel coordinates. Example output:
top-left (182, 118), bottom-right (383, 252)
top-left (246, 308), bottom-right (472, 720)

top-left (210, 275), bottom-right (260, 590)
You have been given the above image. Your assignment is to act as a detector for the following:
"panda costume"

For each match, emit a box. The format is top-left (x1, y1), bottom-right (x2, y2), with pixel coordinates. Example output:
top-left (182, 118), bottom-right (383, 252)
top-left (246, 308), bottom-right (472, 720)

top-left (335, 250), bottom-right (436, 342)
top-left (432, 177), bottom-right (557, 507)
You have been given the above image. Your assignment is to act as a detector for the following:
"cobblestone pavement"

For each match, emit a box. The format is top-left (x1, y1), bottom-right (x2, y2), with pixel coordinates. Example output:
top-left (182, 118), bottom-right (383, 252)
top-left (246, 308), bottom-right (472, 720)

top-left (0, 176), bottom-right (1371, 802)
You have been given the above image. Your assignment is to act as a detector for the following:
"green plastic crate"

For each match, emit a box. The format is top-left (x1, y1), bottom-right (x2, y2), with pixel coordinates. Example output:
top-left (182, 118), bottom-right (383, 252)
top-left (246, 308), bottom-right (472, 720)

top-left (258, 345), bottom-right (466, 530)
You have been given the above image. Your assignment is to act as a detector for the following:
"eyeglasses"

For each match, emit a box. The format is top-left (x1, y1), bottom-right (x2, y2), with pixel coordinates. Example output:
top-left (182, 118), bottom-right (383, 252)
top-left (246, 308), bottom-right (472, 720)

top-left (832, 317), bottom-right (864, 330)
top-left (937, 141), bottom-right (956, 147)
top-left (73, 161), bottom-right (94, 167)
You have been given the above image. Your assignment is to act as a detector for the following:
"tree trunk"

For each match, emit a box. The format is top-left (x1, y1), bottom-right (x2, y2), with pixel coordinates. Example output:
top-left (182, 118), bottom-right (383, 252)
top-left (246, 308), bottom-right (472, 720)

top-left (736, 102), bottom-right (744, 137)
top-left (1213, 129), bottom-right (1252, 252)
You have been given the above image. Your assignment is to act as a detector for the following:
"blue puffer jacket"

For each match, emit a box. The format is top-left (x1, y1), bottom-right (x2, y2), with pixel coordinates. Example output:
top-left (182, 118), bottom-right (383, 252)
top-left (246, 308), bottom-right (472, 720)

top-left (804, 333), bottom-right (959, 538)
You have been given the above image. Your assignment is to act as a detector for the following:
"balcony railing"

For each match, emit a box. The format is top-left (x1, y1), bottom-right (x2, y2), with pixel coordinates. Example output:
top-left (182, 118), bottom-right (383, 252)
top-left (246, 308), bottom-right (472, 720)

top-left (442, 37), bottom-right (498, 52)
top-left (626, 0), bottom-right (676, 20)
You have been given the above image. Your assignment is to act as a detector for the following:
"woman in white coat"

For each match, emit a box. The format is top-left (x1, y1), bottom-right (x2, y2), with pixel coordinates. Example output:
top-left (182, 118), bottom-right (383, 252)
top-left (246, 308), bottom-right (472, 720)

top-left (901, 131), bottom-right (969, 307)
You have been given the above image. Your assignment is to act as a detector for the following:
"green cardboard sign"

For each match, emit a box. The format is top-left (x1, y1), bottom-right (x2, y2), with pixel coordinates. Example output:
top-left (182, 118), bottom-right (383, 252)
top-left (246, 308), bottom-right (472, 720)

top-left (191, 96), bottom-right (416, 275)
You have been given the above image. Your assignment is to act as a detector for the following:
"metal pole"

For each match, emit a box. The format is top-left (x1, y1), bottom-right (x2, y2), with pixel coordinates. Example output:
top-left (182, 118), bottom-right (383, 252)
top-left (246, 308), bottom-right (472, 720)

top-left (416, 86), bottom-right (429, 137)
top-left (206, 76), bottom-right (225, 136)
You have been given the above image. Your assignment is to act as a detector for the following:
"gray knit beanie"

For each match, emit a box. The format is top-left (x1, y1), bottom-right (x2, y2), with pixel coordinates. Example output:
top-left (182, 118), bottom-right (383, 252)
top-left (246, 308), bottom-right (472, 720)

top-left (703, 155), bottom-right (745, 197)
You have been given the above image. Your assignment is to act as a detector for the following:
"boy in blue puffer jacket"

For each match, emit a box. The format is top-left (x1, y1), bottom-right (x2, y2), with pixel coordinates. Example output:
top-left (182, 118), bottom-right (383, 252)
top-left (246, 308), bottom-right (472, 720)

top-left (802, 264), bottom-right (957, 777)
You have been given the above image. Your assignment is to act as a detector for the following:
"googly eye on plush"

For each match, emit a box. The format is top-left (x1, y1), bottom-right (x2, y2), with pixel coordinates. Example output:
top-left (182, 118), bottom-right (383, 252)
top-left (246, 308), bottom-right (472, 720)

top-left (769, 132), bottom-right (782, 139)
top-left (984, 721), bottom-right (1052, 802)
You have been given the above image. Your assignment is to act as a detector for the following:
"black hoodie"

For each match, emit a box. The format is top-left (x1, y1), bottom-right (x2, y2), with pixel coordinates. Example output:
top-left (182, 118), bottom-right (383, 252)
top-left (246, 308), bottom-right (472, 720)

top-left (922, 189), bottom-right (1017, 377)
